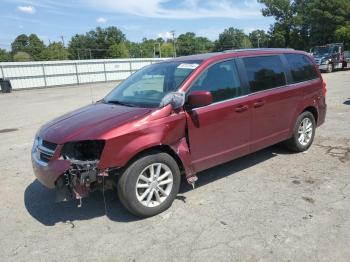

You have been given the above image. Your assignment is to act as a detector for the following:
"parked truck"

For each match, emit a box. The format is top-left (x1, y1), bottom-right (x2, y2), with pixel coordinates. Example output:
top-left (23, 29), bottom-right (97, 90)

top-left (311, 43), bottom-right (347, 73)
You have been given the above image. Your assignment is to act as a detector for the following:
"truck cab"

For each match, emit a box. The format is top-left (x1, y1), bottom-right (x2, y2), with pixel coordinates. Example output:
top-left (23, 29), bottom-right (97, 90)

top-left (311, 43), bottom-right (347, 73)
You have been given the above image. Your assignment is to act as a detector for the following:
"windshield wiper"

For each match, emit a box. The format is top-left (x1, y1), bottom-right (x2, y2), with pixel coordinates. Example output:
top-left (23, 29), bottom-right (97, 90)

top-left (105, 100), bottom-right (138, 107)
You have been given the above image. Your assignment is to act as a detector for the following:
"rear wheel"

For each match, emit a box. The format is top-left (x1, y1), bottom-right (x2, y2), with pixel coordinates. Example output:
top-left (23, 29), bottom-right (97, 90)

top-left (285, 111), bottom-right (316, 152)
top-left (342, 61), bottom-right (347, 70)
top-left (326, 63), bottom-right (333, 73)
top-left (117, 152), bottom-right (181, 217)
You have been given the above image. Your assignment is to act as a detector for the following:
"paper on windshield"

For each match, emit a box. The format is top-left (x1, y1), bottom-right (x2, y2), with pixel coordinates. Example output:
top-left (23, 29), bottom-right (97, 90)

top-left (177, 63), bottom-right (199, 70)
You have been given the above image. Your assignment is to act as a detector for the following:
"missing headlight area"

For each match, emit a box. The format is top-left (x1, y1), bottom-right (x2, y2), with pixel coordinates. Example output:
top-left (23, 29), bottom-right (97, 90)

top-left (61, 140), bottom-right (105, 161)
top-left (56, 140), bottom-right (112, 205)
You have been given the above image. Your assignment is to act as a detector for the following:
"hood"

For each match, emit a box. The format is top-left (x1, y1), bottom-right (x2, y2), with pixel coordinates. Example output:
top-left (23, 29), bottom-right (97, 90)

top-left (313, 54), bottom-right (330, 60)
top-left (38, 102), bottom-right (152, 144)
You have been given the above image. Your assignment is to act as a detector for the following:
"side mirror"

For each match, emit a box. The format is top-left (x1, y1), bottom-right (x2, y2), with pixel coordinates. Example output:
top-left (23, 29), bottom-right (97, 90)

top-left (160, 91), bottom-right (185, 109)
top-left (187, 91), bottom-right (213, 108)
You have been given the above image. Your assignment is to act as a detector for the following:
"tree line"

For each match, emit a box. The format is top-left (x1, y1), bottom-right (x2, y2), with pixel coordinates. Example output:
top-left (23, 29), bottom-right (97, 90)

top-left (1, 0), bottom-right (349, 62)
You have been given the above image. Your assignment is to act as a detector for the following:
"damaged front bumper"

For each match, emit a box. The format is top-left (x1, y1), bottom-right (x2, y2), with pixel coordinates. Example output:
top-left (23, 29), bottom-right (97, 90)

top-left (31, 154), bottom-right (71, 189)
top-left (31, 138), bottom-right (71, 188)
top-left (31, 138), bottom-right (109, 202)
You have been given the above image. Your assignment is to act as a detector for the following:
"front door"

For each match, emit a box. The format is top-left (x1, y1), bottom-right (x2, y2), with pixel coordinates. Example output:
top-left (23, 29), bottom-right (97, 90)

top-left (185, 59), bottom-right (251, 172)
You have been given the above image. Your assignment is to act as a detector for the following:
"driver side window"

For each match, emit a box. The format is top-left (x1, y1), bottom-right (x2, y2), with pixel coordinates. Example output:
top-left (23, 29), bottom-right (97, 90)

top-left (190, 59), bottom-right (241, 103)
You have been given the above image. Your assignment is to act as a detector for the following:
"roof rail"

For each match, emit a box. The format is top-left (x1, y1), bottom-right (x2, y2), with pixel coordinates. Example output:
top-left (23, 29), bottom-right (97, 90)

top-left (222, 48), bottom-right (295, 53)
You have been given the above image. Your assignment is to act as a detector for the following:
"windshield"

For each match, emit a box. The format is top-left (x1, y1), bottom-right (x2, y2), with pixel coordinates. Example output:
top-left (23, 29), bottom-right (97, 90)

top-left (313, 46), bottom-right (331, 56)
top-left (104, 60), bottom-right (202, 108)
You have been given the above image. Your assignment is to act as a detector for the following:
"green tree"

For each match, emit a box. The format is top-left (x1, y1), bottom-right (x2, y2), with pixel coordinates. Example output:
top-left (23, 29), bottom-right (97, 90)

top-left (27, 34), bottom-right (45, 60)
top-left (335, 26), bottom-right (350, 49)
top-left (258, 0), bottom-right (297, 47)
top-left (195, 36), bottom-right (214, 54)
top-left (269, 30), bottom-right (286, 47)
top-left (215, 27), bottom-right (250, 51)
top-left (13, 51), bottom-right (31, 62)
top-left (40, 42), bottom-right (69, 60)
top-left (68, 34), bottom-right (92, 59)
top-left (305, 0), bottom-right (350, 45)
top-left (249, 30), bottom-right (269, 48)
top-left (68, 26), bottom-right (126, 59)
top-left (11, 34), bottom-right (29, 54)
top-left (125, 41), bottom-right (142, 58)
top-left (139, 38), bottom-right (158, 58)
top-left (176, 33), bottom-right (213, 56)
top-left (161, 43), bottom-right (174, 57)
top-left (107, 43), bottom-right (129, 58)
top-left (11, 34), bottom-right (45, 60)
top-left (176, 32), bottom-right (196, 56)
top-left (260, 0), bottom-right (350, 49)
top-left (0, 49), bottom-right (11, 62)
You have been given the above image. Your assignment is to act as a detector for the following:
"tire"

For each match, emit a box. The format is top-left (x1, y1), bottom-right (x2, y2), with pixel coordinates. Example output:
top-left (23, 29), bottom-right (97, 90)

top-left (117, 152), bottom-right (181, 217)
top-left (326, 63), bottom-right (333, 73)
top-left (285, 111), bottom-right (316, 152)
top-left (342, 62), bottom-right (347, 70)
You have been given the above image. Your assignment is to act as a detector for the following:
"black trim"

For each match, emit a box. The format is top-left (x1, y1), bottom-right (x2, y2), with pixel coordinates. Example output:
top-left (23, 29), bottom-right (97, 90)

top-left (280, 54), bottom-right (294, 85)
top-left (235, 58), bottom-right (250, 96)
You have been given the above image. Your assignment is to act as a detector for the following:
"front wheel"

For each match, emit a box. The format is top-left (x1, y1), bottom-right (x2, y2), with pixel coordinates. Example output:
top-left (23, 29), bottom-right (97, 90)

top-left (285, 111), bottom-right (316, 152)
top-left (117, 152), bottom-right (181, 217)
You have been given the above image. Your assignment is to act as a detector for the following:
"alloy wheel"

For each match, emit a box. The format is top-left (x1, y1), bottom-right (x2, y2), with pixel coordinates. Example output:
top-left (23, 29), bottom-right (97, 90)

top-left (298, 118), bottom-right (313, 146)
top-left (135, 163), bottom-right (174, 207)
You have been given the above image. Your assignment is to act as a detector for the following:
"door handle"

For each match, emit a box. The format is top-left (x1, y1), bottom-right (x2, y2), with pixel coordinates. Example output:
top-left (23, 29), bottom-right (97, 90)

top-left (235, 105), bottom-right (249, 113)
top-left (253, 100), bottom-right (266, 108)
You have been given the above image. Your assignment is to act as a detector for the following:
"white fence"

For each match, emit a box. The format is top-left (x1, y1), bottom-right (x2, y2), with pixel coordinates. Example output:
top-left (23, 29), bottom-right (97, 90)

top-left (0, 58), bottom-right (167, 90)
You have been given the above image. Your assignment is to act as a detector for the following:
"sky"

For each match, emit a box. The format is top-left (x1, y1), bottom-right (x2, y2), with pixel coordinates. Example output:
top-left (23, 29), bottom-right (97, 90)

top-left (0, 0), bottom-right (274, 50)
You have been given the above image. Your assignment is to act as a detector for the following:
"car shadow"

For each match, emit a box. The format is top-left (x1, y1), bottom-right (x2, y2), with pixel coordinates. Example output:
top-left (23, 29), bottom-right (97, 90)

top-left (179, 144), bottom-right (288, 194)
top-left (24, 144), bottom-right (289, 225)
top-left (24, 180), bottom-right (141, 226)
top-left (344, 98), bottom-right (350, 105)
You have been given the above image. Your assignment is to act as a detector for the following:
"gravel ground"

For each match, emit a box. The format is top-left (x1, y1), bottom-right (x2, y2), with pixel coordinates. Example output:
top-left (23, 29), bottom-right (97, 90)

top-left (0, 71), bottom-right (349, 262)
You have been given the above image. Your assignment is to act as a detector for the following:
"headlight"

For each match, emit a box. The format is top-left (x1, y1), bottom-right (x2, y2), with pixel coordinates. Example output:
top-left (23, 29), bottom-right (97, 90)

top-left (32, 136), bottom-right (41, 153)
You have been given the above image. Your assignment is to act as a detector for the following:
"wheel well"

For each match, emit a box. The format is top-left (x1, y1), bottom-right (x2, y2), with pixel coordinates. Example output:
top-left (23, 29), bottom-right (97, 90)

top-left (303, 106), bottom-right (318, 123)
top-left (123, 145), bottom-right (185, 175)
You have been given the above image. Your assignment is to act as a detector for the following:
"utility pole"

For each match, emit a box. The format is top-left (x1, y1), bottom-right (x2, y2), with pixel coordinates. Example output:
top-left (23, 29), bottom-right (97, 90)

top-left (153, 43), bottom-right (161, 58)
top-left (257, 37), bottom-right (260, 48)
top-left (60, 35), bottom-right (65, 47)
top-left (171, 30), bottom-right (176, 58)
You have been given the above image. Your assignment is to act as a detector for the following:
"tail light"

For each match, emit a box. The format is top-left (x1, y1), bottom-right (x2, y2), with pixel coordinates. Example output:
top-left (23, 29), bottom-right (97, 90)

top-left (322, 80), bottom-right (327, 96)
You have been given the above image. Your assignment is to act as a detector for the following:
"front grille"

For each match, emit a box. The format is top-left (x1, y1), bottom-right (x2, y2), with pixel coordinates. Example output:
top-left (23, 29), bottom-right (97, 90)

top-left (36, 139), bottom-right (56, 163)
top-left (42, 140), bottom-right (57, 151)
top-left (40, 152), bottom-right (52, 163)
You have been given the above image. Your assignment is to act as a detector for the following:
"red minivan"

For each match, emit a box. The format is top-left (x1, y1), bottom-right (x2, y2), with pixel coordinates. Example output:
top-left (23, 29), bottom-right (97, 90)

top-left (32, 49), bottom-right (327, 217)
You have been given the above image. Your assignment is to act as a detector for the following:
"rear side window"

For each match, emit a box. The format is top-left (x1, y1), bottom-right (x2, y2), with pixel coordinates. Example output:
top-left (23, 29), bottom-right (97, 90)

top-left (242, 55), bottom-right (286, 92)
top-left (285, 54), bottom-right (318, 83)
top-left (190, 60), bottom-right (241, 103)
